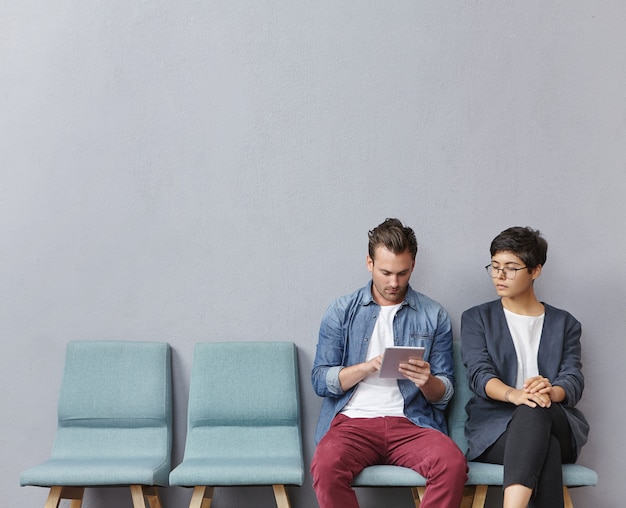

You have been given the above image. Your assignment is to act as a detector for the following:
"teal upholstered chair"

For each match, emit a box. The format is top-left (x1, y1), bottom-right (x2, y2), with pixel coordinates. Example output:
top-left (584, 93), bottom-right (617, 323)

top-left (169, 341), bottom-right (304, 508)
top-left (20, 340), bottom-right (172, 508)
top-left (353, 341), bottom-right (598, 507)
top-left (448, 341), bottom-right (598, 507)
top-left (351, 341), bottom-right (471, 507)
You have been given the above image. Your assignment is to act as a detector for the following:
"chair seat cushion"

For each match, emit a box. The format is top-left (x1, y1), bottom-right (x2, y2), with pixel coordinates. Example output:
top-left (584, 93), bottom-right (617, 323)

top-left (352, 465), bottom-right (427, 487)
top-left (466, 462), bottom-right (504, 485)
top-left (562, 464), bottom-right (598, 486)
top-left (351, 463), bottom-right (502, 488)
top-left (19, 457), bottom-right (170, 487)
top-left (465, 462), bottom-right (598, 487)
top-left (350, 462), bottom-right (598, 489)
top-left (169, 457), bottom-right (304, 486)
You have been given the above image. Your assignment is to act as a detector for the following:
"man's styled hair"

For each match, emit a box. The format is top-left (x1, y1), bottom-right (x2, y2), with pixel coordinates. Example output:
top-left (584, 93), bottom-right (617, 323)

top-left (490, 226), bottom-right (548, 269)
top-left (368, 218), bottom-right (418, 260)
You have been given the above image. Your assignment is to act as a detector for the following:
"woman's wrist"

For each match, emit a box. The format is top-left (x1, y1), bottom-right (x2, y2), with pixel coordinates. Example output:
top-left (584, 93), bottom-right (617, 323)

top-left (504, 387), bottom-right (515, 402)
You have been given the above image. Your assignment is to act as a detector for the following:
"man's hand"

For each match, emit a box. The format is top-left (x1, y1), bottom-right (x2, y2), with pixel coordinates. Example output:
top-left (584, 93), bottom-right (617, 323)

top-left (338, 355), bottom-right (382, 391)
top-left (398, 358), bottom-right (431, 387)
top-left (399, 359), bottom-right (445, 402)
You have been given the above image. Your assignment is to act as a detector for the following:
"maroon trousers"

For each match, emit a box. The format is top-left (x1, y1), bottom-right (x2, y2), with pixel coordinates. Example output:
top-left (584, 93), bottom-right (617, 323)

top-left (311, 415), bottom-right (468, 508)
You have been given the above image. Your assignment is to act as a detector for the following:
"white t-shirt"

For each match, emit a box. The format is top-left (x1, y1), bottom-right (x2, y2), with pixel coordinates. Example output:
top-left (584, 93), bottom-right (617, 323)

top-left (503, 308), bottom-right (545, 389)
top-left (342, 304), bottom-right (405, 418)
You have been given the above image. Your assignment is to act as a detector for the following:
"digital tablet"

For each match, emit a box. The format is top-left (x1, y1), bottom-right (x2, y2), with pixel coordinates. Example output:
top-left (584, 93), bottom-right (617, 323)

top-left (379, 346), bottom-right (426, 378)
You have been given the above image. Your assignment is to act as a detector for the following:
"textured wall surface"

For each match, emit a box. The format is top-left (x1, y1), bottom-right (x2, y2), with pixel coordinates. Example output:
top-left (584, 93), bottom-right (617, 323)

top-left (2, 2), bottom-right (624, 507)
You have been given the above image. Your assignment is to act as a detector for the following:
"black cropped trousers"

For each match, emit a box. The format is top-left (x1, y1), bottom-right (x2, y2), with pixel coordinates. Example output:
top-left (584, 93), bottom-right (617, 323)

top-left (476, 404), bottom-right (575, 508)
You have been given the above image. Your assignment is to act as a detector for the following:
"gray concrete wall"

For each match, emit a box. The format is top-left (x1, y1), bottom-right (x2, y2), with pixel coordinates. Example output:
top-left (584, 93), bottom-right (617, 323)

top-left (2, 2), bottom-right (624, 506)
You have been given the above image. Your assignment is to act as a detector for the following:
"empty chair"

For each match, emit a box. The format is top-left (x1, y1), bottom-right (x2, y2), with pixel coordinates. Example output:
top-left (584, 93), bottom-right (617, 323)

top-left (169, 341), bottom-right (304, 508)
top-left (20, 340), bottom-right (172, 508)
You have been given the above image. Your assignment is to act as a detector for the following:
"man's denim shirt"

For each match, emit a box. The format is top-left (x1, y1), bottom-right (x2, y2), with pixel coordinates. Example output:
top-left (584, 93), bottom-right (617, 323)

top-left (311, 282), bottom-right (454, 444)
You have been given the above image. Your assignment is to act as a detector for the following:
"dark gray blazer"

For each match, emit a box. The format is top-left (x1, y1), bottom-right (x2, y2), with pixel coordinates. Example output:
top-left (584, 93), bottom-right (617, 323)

top-left (461, 300), bottom-right (590, 461)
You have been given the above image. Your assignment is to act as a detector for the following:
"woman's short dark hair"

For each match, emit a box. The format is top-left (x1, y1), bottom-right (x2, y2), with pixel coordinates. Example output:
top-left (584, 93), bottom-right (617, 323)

top-left (368, 218), bottom-right (418, 260)
top-left (490, 226), bottom-right (548, 269)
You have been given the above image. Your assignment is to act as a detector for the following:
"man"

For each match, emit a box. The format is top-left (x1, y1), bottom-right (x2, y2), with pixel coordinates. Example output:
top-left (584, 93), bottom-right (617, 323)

top-left (311, 218), bottom-right (467, 508)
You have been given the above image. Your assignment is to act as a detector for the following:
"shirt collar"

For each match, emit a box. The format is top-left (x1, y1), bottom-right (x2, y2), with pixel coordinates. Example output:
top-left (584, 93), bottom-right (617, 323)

top-left (362, 281), bottom-right (418, 311)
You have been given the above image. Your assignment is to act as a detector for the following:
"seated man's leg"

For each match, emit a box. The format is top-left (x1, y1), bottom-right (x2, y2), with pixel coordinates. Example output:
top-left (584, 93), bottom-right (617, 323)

top-left (311, 415), bottom-right (385, 508)
top-left (386, 417), bottom-right (468, 508)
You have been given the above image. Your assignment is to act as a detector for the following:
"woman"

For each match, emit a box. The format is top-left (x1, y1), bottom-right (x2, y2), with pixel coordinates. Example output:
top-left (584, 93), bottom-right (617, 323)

top-left (461, 227), bottom-right (589, 508)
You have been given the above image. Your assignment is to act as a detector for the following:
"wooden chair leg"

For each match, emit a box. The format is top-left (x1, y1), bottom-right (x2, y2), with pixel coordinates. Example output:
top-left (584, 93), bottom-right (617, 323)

top-left (563, 486), bottom-right (573, 508)
top-left (130, 485), bottom-right (147, 508)
top-left (472, 485), bottom-right (488, 508)
top-left (45, 487), bottom-right (64, 508)
top-left (413, 485), bottom-right (480, 508)
top-left (273, 484), bottom-right (291, 508)
top-left (410, 486), bottom-right (425, 508)
top-left (143, 486), bottom-right (163, 508)
top-left (460, 486), bottom-right (476, 508)
top-left (45, 487), bottom-right (84, 508)
top-left (189, 486), bottom-right (213, 508)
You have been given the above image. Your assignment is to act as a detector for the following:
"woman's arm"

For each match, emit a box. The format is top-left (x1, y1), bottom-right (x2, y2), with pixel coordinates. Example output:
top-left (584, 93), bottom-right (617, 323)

top-left (547, 309), bottom-right (584, 405)
top-left (461, 306), bottom-right (500, 398)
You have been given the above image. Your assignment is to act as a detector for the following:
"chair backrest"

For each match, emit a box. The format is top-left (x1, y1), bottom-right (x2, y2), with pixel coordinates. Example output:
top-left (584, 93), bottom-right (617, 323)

top-left (448, 341), bottom-right (470, 454)
top-left (52, 340), bottom-right (172, 461)
top-left (183, 341), bottom-right (302, 460)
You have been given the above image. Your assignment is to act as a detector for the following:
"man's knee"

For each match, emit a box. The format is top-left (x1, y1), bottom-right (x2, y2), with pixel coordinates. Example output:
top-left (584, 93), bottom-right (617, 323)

top-left (311, 443), bottom-right (351, 485)
top-left (426, 439), bottom-right (468, 482)
top-left (444, 445), bottom-right (469, 480)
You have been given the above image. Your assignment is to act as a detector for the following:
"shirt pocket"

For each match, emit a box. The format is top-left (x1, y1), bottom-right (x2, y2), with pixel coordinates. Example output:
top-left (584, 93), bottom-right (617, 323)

top-left (407, 333), bottom-right (434, 361)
